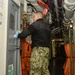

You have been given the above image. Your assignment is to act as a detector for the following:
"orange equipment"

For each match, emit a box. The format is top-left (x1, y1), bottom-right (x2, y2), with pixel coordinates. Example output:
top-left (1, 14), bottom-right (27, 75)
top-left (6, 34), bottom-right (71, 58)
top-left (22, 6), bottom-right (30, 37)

top-left (37, 0), bottom-right (48, 15)
top-left (63, 44), bottom-right (71, 75)
top-left (37, 0), bottom-right (48, 8)
top-left (20, 13), bottom-right (32, 75)
top-left (20, 39), bottom-right (32, 75)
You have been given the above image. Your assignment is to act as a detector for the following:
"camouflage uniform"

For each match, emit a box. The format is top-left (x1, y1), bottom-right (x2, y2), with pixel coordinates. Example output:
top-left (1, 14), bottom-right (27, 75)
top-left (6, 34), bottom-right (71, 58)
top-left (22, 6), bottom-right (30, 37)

top-left (30, 46), bottom-right (50, 75)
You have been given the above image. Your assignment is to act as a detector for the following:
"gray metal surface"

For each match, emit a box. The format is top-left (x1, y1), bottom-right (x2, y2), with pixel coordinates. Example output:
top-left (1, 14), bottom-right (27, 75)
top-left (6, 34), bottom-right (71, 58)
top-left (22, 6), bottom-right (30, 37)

top-left (6, 0), bottom-right (20, 75)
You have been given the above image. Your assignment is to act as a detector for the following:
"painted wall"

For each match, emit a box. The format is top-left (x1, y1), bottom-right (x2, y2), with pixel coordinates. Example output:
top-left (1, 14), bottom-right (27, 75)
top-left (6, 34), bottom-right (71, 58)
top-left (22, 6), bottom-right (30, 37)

top-left (0, 0), bottom-right (8, 75)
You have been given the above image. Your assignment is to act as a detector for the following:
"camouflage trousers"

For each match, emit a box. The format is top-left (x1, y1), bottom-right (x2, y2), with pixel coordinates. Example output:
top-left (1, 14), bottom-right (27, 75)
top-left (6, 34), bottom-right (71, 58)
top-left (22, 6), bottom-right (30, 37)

top-left (30, 46), bottom-right (50, 75)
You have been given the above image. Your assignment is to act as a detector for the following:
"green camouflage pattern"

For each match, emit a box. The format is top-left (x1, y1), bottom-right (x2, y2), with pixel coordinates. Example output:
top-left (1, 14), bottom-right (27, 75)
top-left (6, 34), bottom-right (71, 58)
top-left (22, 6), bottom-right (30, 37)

top-left (30, 46), bottom-right (50, 75)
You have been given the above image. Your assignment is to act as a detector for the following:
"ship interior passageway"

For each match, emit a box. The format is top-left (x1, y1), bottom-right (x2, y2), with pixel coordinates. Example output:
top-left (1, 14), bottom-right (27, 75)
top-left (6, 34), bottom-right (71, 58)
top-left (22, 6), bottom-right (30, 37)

top-left (17, 0), bottom-right (75, 75)
top-left (3, 0), bottom-right (75, 75)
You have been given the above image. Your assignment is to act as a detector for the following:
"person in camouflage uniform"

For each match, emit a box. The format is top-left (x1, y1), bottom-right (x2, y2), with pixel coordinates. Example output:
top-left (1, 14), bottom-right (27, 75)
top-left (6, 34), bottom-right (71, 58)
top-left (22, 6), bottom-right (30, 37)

top-left (30, 47), bottom-right (50, 75)
top-left (14, 11), bottom-right (50, 75)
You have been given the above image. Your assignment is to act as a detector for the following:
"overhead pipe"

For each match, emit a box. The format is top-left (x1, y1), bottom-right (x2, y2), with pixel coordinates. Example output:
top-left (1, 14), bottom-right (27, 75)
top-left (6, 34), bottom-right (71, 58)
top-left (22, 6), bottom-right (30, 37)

top-left (26, 0), bottom-right (36, 3)
top-left (37, 0), bottom-right (48, 15)
top-left (63, 0), bottom-right (75, 23)
top-left (37, 0), bottom-right (48, 8)
top-left (47, 0), bottom-right (62, 21)
top-left (47, 0), bottom-right (52, 11)
top-left (48, 0), bottom-right (62, 11)
top-left (24, 0), bottom-right (27, 12)
top-left (53, 0), bottom-right (59, 19)
top-left (73, 11), bottom-right (75, 41)
top-left (26, 0), bottom-right (44, 12)
top-left (64, 5), bottom-right (74, 20)
top-left (58, 0), bottom-right (62, 7)
top-left (53, 0), bottom-right (60, 27)
top-left (64, 0), bottom-right (75, 6)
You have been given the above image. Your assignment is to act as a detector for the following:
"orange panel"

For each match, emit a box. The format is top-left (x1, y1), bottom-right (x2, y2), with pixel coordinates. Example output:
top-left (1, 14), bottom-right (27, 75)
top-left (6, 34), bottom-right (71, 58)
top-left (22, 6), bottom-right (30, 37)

top-left (64, 44), bottom-right (71, 75)
top-left (64, 44), bottom-right (71, 57)
top-left (21, 42), bottom-right (32, 57)
top-left (22, 70), bottom-right (29, 75)
top-left (64, 58), bottom-right (70, 75)
top-left (21, 58), bottom-right (25, 70)
top-left (20, 39), bottom-right (32, 75)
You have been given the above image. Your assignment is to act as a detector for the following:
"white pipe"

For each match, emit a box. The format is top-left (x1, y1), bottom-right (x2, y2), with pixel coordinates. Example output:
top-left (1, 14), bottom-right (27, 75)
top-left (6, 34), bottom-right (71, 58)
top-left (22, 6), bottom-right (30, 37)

top-left (26, 0), bottom-right (37, 3)
top-left (73, 11), bottom-right (75, 30)
top-left (49, 12), bottom-right (52, 24)
top-left (63, 0), bottom-right (75, 22)
top-left (24, 0), bottom-right (27, 12)
top-left (64, 0), bottom-right (75, 6)
top-left (64, 5), bottom-right (74, 19)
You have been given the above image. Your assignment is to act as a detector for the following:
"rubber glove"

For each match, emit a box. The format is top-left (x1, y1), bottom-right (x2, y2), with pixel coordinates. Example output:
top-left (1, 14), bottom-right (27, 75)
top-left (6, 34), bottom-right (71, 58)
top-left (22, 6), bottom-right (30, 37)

top-left (14, 30), bottom-right (21, 38)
